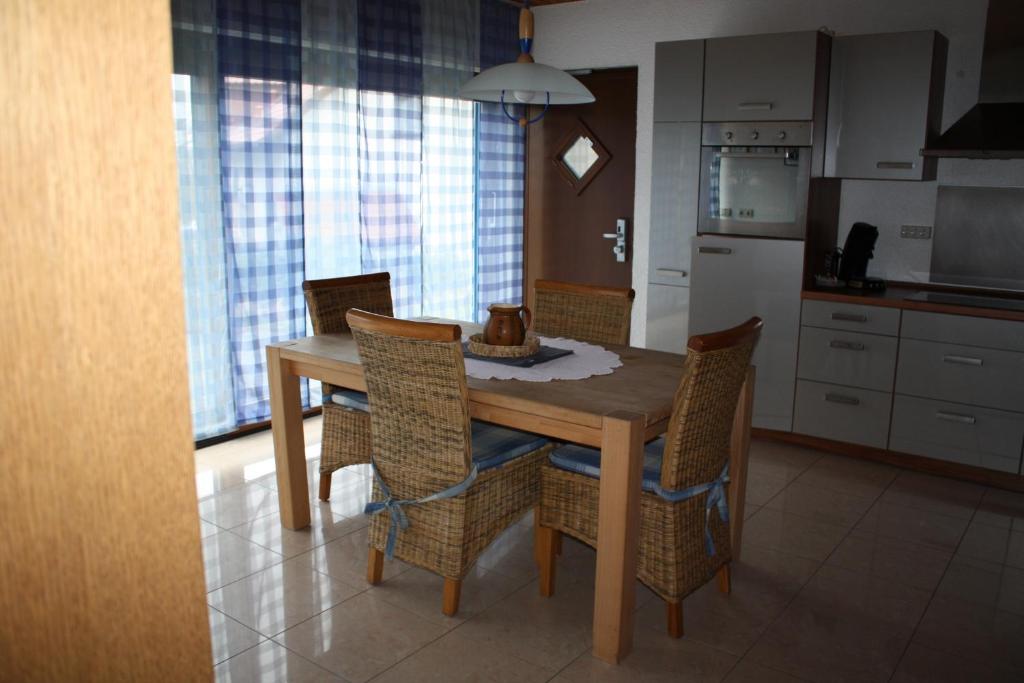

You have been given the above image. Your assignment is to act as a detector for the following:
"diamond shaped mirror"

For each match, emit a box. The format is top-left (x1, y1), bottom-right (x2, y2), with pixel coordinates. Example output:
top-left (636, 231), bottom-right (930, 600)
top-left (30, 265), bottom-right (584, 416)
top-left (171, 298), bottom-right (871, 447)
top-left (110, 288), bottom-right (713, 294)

top-left (553, 120), bottom-right (611, 194)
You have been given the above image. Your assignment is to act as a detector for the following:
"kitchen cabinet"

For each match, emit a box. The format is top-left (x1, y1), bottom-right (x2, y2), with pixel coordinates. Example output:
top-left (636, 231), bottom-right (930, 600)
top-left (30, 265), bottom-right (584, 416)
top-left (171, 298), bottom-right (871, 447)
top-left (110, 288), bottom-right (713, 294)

top-left (702, 31), bottom-right (823, 122)
top-left (689, 235), bottom-right (804, 431)
top-left (648, 122), bottom-right (700, 287)
top-left (825, 30), bottom-right (947, 181)
top-left (654, 40), bottom-right (704, 123)
top-left (645, 282), bottom-right (690, 353)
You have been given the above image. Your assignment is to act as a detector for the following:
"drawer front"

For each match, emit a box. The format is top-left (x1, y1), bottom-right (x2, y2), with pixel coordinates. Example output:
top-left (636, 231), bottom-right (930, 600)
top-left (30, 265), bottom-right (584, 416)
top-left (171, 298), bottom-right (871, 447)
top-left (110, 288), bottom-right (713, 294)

top-left (793, 380), bottom-right (892, 449)
top-left (901, 310), bottom-right (1024, 353)
top-left (890, 395), bottom-right (1024, 474)
top-left (801, 299), bottom-right (901, 336)
top-left (798, 326), bottom-right (897, 391)
top-left (896, 338), bottom-right (1024, 412)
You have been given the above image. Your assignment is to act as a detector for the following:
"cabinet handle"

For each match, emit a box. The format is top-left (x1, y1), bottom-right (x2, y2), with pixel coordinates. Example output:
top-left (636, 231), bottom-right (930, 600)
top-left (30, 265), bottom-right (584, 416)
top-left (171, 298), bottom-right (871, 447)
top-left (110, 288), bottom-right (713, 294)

top-left (876, 161), bottom-right (915, 170)
top-left (698, 247), bottom-right (733, 255)
top-left (943, 355), bottom-right (983, 367)
top-left (824, 392), bottom-right (860, 406)
top-left (656, 268), bottom-right (688, 277)
top-left (936, 411), bottom-right (977, 425)
top-left (831, 312), bottom-right (867, 323)
top-left (830, 340), bottom-right (865, 351)
top-left (737, 101), bottom-right (773, 111)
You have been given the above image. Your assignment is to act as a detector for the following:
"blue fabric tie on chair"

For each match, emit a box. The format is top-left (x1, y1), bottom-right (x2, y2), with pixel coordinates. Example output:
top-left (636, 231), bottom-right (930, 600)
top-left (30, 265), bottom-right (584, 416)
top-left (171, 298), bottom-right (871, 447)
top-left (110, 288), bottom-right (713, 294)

top-left (652, 463), bottom-right (730, 556)
top-left (365, 459), bottom-right (479, 560)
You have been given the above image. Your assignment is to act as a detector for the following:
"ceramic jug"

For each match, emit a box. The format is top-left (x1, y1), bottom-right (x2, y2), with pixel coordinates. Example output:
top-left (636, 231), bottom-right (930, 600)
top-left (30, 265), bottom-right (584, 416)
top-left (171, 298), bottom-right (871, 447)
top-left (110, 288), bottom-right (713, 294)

top-left (483, 303), bottom-right (532, 346)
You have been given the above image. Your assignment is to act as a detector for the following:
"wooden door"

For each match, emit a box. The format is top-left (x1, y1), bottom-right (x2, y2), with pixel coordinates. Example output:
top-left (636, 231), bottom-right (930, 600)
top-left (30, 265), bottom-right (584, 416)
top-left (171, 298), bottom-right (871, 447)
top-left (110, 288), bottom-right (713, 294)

top-left (525, 67), bottom-right (637, 302)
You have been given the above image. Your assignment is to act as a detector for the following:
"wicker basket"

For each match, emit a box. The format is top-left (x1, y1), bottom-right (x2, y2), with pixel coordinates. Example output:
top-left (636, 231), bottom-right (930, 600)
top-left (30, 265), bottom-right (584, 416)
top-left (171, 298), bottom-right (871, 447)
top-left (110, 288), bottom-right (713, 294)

top-left (466, 332), bottom-right (540, 358)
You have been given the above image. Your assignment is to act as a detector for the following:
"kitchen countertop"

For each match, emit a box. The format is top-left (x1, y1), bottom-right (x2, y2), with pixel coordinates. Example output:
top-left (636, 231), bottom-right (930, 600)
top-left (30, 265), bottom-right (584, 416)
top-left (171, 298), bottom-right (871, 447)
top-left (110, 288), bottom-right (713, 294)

top-left (802, 285), bottom-right (1024, 323)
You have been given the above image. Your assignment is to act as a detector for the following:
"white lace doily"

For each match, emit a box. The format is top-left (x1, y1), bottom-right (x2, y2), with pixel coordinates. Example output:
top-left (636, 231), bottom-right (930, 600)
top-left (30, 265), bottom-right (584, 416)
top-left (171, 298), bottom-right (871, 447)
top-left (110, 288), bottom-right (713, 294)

top-left (464, 335), bottom-right (622, 382)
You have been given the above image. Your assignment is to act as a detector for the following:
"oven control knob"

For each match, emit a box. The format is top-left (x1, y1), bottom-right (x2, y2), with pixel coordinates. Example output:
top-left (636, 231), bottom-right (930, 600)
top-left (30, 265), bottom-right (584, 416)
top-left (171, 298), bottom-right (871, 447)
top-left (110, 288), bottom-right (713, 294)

top-left (777, 131), bottom-right (787, 141)
top-left (724, 131), bottom-right (733, 141)
top-left (750, 130), bottom-right (760, 140)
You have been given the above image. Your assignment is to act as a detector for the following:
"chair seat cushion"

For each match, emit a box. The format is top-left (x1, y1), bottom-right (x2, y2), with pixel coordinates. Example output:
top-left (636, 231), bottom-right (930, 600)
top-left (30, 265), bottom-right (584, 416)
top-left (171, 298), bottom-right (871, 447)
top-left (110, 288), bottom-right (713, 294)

top-left (549, 436), bottom-right (666, 493)
top-left (471, 422), bottom-right (549, 471)
top-left (328, 389), bottom-right (370, 412)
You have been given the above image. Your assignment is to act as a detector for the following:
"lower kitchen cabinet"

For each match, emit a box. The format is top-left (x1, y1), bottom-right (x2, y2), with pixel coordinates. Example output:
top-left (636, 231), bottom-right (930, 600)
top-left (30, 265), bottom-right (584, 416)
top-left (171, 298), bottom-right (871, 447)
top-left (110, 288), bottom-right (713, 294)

top-left (793, 379), bottom-right (892, 449)
top-left (645, 282), bottom-right (689, 353)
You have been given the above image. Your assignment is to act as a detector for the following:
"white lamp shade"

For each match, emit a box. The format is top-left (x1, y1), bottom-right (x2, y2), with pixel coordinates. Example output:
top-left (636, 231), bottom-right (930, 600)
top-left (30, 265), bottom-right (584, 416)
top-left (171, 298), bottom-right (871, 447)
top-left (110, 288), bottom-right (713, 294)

top-left (458, 62), bottom-right (595, 105)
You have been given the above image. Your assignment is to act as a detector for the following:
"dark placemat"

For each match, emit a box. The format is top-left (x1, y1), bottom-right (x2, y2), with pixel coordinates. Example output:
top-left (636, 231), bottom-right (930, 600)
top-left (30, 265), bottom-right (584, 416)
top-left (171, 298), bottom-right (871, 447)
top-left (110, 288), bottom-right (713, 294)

top-left (462, 343), bottom-right (574, 368)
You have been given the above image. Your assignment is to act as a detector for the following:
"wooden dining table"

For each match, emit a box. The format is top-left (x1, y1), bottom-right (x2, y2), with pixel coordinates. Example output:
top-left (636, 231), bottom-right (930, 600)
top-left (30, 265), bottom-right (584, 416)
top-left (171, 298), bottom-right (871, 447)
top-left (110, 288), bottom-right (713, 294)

top-left (266, 320), bottom-right (754, 664)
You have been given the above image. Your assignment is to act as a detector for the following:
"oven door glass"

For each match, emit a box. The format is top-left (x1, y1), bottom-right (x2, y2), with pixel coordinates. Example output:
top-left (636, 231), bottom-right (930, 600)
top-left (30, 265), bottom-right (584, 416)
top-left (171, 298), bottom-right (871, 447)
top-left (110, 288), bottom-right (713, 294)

top-left (698, 146), bottom-right (810, 239)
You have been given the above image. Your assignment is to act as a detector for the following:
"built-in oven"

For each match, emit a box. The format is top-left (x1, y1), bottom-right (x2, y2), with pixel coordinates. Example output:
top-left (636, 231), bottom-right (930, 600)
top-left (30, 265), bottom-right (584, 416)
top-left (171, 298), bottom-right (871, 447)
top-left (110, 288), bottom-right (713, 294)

top-left (698, 121), bottom-right (812, 239)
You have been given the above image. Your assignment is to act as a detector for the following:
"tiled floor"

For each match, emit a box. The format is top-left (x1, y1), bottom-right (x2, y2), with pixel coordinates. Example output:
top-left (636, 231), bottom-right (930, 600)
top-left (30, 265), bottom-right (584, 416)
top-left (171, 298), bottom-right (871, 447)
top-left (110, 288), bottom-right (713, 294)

top-left (196, 416), bottom-right (1024, 682)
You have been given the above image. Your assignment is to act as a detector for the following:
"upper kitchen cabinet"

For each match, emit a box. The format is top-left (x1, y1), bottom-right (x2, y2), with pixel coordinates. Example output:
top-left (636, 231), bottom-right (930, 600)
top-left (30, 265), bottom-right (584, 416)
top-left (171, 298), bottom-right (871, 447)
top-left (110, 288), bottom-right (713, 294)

top-left (654, 40), bottom-right (705, 122)
top-left (702, 31), bottom-right (827, 122)
top-left (825, 31), bottom-right (947, 180)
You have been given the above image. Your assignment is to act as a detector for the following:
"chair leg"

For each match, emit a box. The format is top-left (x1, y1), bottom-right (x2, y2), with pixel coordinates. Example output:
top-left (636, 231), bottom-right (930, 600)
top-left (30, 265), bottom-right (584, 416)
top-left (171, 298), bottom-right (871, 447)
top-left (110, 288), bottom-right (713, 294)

top-left (716, 564), bottom-right (731, 595)
top-left (536, 524), bottom-right (559, 597)
top-left (443, 578), bottom-right (462, 617)
top-left (318, 471), bottom-right (332, 502)
top-left (367, 547), bottom-right (384, 585)
top-left (666, 600), bottom-right (683, 638)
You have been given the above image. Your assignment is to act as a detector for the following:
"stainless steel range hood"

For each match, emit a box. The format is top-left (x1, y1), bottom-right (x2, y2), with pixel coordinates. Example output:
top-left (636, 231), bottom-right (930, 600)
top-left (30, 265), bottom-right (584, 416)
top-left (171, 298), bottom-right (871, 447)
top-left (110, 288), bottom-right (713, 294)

top-left (922, 0), bottom-right (1024, 159)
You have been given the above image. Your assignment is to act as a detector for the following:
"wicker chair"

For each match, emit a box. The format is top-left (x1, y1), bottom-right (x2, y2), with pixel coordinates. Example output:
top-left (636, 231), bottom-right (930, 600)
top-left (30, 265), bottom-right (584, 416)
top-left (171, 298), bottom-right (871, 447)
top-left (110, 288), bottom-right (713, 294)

top-left (303, 273), bottom-right (393, 502)
top-left (346, 309), bottom-right (554, 616)
top-left (536, 317), bottom-right (762, 637)
top-left (532, 279), bottom-right (636, 346)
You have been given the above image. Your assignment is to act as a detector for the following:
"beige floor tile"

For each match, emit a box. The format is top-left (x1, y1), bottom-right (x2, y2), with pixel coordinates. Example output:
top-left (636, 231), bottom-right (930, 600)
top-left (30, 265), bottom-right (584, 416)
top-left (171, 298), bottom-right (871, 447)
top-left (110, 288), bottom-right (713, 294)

top-left (201, 520), bottom-right (225, 539)
top-left (957, 520), bottom-right (1024, 569)
top-left (793, 454), bottom-right (899, 499)
top-left (878, 471), bottom-right (985, 520)
top-left (214, 639), bottom-right (342, 682)
top-left (974, 488), bottom-right (1024, 531)
top-left (369, 629), bottom-right (554, 682)
top-left (935, 555), bottom-right (1024, 617)
top-left (748, 440), bottom-right (822, 483)
top-left (891, 642), bottom-right (1020, 683)
top-left (799, 564), bottom-right (932, 634)
top-left (275, 591), bottom-right (447, 682)
top-left (199, 482), bottom-right (282, 530)
top-left (320, 478), bottom-right (374, 520)
top-left (743, 473), bottom-right (789, 506)
top-left (742, 507), bottom-right (849, 561)
top-left (764, 480), bottom-right (876, 528)
top-left (553, 636), bottom-right (737, 683)
top-left (368, 564), bottom-right (528, 627)
top-left (723, 660), bottom-right (807, 682)
top-left (475, 520), bottom-right (541, 582)
top-left (209, 606), bottom-right (264, 665)
top-left (913, 593), bottom-right (1024, 673)
top-left (456, 578), bottom-right (594, 670)
top-left (825, 531), bottom-right (952, 592)
top-left (229, 503), bottom-right (366, 560)
top-left (743, 503), bottom-right (761, 520)
top-left (296, 527), bottom-right (409, 587)
top-left (203, 529), bottom-right (284, 592)
top-left (854, 501), bottom-right (968, 551)
top-left (636, 546), bottom-right (818, 655)
top-left (208, 556), bottom-right (363, 637)
top-left (196, 463), bottom-right (259, 500)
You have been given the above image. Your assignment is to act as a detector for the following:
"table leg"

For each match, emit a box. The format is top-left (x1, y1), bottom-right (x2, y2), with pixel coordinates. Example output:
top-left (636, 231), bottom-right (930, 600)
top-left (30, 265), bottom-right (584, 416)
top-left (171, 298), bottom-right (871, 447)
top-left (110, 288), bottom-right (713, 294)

top-left (267, 345), bottom-right (310, 530)
top-left (728, 365), bottom-right (755, 561)
top-left (592, 411), bottom-right (645, 664)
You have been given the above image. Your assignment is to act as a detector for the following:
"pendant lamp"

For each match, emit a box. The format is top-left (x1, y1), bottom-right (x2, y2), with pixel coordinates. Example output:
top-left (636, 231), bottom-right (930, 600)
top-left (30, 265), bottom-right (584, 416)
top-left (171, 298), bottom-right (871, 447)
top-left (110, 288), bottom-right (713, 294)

top-left (458, 1), bottom-right (595, 126)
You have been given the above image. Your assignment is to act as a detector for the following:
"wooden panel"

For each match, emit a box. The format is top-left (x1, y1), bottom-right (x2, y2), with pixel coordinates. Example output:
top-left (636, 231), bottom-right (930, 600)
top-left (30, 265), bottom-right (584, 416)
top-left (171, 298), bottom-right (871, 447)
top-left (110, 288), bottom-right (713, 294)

top-left (0, 1), bottom-right (211, 681)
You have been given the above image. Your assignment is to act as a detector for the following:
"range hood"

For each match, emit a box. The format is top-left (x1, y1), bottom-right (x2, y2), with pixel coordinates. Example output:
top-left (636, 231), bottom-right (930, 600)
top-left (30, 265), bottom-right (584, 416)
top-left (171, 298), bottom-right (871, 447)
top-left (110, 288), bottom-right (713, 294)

top-left (922, 0), bottom-right (1024, 159)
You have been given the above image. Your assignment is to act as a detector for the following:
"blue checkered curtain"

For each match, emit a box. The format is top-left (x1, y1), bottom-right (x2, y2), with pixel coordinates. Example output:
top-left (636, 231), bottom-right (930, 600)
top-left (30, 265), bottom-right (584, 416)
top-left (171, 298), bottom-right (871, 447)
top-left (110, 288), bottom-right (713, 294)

top-left (172, 0), bottom-right (237, 439)
top-left (475, 0), bottom-right (525, 322)
top-left (218, 0), bottom-right (308, 424)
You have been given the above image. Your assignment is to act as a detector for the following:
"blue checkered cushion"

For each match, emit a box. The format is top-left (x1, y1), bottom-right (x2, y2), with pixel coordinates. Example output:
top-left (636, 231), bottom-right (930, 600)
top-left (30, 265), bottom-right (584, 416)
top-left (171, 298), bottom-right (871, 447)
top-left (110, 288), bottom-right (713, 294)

top-left (328, 390), bottom-right (370, 412)
top-left (549, 437), bottom-right (667, 493)
top-left (471, 422), bottom-right (549, 471)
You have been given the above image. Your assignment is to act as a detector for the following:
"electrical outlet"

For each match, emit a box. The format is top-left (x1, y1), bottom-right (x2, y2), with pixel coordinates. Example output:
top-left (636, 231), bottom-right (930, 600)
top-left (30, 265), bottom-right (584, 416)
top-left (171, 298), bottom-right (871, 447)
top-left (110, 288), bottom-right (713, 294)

top-left (900, 224), bottom-right (932, 239)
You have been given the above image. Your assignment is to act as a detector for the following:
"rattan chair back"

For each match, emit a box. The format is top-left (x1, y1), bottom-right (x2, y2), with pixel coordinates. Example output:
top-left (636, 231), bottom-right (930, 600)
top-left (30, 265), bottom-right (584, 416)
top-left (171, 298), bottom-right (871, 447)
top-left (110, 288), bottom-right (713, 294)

top-left (532, 279), bottom-right (635, 346)
top-left (658, 317), bottom-right (762, 492)
top-left (345, 310), bottom-right (473, 499)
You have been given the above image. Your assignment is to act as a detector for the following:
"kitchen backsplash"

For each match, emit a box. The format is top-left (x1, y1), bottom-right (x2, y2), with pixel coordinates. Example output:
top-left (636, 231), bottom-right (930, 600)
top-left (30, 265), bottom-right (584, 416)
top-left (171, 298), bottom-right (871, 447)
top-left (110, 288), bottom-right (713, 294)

top-left (837, 158), bottom-right (1024, 284)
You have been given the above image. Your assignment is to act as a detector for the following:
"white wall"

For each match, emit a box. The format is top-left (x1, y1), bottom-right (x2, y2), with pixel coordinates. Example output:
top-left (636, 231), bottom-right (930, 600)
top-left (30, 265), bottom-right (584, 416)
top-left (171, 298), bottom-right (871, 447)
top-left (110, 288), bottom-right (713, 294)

top-left (532, 0), bottom-right (1024, 344)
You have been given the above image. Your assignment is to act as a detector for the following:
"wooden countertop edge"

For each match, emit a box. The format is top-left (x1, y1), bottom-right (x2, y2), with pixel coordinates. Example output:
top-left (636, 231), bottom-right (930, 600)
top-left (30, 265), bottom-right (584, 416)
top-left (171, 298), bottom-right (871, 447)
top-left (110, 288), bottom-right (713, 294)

top-left (801, 288), bottom-right (1024, 323)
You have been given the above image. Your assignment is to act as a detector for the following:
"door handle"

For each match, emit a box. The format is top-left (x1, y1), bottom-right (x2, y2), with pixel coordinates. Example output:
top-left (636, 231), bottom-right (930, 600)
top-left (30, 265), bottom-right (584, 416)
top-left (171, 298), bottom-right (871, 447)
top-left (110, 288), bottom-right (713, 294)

top-left (603, 219), bottom-right (628, 263)
top-left (876, 161), bottom-right (915, 170)
top-left (737, 101), bottom-right (773, 111)
top-left (936, 410), bottom-right (976, 425)
top-left (698, 246), bottom-right (733, 255)
top-left (656, 268), bottom-right (688, 278)
top-left (831, 312), bottom-right (867, 323)
top-left (824, 392), bottom-right (860, 406)
top-left (830, 340), bottom-right (865, 351)
top-left (943, 355), bottom-right (983, 367)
